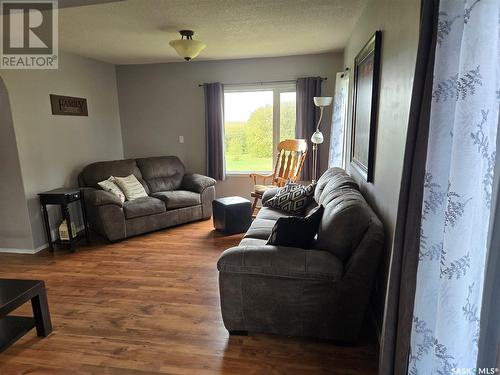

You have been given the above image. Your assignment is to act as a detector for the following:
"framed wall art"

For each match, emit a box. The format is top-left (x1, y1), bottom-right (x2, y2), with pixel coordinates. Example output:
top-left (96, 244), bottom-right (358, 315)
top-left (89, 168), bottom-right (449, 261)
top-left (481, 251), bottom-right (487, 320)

top-left (350, 30), bottom-right (381, 182)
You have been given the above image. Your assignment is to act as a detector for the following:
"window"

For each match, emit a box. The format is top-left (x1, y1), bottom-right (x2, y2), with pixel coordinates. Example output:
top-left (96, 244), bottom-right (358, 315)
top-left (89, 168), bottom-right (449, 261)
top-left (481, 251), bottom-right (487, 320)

top-left (224, 86), bottom-right (296, 173)
top-left (279, 91), bottom-right (296, 142)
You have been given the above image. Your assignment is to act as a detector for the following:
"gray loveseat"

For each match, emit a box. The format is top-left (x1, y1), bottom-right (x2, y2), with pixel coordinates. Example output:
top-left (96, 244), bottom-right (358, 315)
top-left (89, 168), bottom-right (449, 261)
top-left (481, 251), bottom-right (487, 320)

top-left (217, 167), bottom-right (384, 342)
top-left (78, 156), bottom-right (216, 241)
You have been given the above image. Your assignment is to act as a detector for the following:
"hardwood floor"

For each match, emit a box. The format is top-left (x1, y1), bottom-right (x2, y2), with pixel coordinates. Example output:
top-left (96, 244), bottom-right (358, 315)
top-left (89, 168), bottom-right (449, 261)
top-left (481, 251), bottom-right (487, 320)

top-left (0, 220), bottom-right (379, 374)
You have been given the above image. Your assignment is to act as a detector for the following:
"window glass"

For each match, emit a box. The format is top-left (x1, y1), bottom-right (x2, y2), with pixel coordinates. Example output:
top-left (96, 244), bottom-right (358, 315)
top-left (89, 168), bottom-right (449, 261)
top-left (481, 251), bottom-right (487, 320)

top-left (223, 87), bottom-right (297, 173)
top-left (280, 91), bottom-right (296, 142)
top-left (224, 90), bottom-right (273, 172)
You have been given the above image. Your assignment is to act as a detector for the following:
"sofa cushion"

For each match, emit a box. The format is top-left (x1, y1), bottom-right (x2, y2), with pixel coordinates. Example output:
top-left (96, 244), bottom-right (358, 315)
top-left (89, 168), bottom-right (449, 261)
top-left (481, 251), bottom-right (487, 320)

top-left (123, 197), bottom-right (166, 219)
top-left (243, 218), bottom-right (276, 240)
top-left (267, 205), bottom-right (324, 248)
top-left (79, 159), bottom-right (149, 194)
top-left (217, 246), bottom-right (343, 281)
top-left (314, 167), bottom-right (359, 205)
top-left (136, 156), bottom-right (185, 193)
top-left (256, 207), bottom-right (293, 221)
top-left (315, 188), bottom-right (372, 261)
top-left (152, 190), bottom-right (201, 209)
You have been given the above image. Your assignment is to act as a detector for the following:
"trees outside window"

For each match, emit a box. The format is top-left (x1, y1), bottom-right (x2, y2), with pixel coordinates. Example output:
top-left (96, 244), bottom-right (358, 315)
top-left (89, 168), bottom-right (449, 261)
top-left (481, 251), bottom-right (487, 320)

top-left (224, 87), bottom-right (296, 173)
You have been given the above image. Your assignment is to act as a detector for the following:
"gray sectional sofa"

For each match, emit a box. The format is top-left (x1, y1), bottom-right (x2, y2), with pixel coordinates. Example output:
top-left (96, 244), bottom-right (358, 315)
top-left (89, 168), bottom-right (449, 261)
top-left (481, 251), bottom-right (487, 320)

top-left (217, 167), bottom-right (384, 342)
top-left (78, 156), bottom-right (216, 241)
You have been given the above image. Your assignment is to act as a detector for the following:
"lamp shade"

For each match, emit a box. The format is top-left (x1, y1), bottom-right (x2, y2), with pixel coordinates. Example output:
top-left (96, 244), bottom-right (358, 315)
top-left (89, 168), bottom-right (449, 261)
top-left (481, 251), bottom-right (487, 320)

top-left (169, 30), bottom-right (206, 61)
top-left (169, 39), bottom-right (206, 61)
top-left (313, 96), bottom-right (333, 107)
top-left (311, 130), bottom-right (324, 144)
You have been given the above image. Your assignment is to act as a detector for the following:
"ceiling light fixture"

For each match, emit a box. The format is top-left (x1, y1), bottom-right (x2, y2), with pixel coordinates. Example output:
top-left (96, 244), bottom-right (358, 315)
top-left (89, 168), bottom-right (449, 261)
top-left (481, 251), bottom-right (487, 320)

top-left (169, 30), bottom-right (206, 61)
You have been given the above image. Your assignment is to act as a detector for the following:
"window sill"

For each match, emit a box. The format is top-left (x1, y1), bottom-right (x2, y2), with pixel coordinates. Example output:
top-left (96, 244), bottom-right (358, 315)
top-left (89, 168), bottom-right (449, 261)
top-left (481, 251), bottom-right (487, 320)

top-left (226, 171), bottom-right (272, 177)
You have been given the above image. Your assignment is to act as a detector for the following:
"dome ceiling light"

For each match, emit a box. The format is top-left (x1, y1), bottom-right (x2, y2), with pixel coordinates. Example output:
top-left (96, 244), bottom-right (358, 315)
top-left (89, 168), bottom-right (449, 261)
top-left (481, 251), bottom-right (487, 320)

top-left (169, 30), bottom-right (206, 61)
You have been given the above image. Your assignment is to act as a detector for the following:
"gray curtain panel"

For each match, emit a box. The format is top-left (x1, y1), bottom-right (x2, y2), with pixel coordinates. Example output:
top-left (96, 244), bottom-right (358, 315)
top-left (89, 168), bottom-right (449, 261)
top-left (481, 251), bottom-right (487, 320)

top-left (379, 1), bottom-right (439, 374)
top-left (204, 82), bottom-right (226, 181)
top-left (477, 143), bottom-right (500, 368)
top-left (296, 77), bottom-right (322, 181)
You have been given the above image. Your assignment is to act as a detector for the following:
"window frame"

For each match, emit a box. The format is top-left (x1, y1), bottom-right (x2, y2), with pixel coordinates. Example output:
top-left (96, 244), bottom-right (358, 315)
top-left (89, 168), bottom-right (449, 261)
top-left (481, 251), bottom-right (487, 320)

top-left (223, 83), bottom-right (297, 175)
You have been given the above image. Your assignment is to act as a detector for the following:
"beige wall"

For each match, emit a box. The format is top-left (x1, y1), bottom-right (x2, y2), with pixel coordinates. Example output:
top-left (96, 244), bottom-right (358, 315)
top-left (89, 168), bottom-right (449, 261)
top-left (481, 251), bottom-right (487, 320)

top-left (0, 51), bottom-right (123, 250)
top-left (116, 53), bottom-right (344, 199)
top-left (0, 77), bottom-right (34, 250)
top-left (343, 0), bottom-right (420, 329)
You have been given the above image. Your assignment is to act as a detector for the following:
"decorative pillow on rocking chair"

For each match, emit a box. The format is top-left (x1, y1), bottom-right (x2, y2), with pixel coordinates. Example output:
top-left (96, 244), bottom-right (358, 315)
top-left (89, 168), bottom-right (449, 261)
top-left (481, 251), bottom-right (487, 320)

top-left (263, 182), bottom-right (316, 215)
top-left (253, 184), bottom-right (276, 195)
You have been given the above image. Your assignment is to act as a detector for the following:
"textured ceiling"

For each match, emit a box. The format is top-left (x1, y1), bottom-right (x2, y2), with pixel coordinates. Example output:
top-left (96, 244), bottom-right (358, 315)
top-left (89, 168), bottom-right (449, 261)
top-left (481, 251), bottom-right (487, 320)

top-left (59, 0), bottom-right (368, 65)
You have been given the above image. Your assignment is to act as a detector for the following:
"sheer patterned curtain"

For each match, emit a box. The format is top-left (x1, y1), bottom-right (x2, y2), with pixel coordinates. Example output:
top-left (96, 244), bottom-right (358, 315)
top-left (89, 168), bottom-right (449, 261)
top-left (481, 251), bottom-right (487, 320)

top-left (329, 72), bottom-right (349, 168)
top-left (409, 0), bottom-right (500, 373)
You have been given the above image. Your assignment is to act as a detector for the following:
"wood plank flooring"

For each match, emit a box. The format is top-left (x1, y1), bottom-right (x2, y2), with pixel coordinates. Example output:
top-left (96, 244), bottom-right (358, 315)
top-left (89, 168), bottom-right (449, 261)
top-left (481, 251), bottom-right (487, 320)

top-left (0, 220), bottom-right (379, 374)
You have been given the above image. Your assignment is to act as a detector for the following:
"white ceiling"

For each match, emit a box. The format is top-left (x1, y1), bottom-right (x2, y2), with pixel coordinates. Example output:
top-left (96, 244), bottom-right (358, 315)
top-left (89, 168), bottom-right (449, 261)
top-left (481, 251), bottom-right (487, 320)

top-left (59, 0), bottom-right (368, 65)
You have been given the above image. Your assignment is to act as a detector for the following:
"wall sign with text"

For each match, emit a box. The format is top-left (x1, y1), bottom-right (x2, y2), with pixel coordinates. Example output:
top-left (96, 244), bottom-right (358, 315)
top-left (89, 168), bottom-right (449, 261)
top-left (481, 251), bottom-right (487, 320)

top-left (50, 94), bottom-right (88, 116)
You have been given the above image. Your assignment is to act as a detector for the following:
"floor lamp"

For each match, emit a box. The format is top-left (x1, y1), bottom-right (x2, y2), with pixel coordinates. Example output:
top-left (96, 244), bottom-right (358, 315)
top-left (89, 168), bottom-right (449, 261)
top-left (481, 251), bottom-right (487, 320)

top-left (311, 96), bottom-right (333, 183)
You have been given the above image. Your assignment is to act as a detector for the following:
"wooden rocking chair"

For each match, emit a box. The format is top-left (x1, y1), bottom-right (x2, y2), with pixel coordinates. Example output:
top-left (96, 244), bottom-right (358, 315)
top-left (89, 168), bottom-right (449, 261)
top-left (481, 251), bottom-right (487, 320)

top-left (249, 139), bottom-right (308, 217)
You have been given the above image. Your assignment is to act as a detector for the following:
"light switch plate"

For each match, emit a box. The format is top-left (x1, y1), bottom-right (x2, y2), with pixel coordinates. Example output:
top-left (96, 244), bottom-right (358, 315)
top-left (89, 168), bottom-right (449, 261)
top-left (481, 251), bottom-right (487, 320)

top-left (179, 135), bottom-right (184, 144)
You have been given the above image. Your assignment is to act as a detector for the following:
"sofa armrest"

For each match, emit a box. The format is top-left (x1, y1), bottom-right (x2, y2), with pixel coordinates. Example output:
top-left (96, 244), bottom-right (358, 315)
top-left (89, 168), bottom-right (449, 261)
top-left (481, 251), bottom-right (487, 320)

top-left (217, 245), bottom-right (343, 281)
top-left (182, 173), bottom-right (216, 193)
top-left (82, 187), bottom-right (123, 207)
top-left (344, 219), bottom-right (384, 282)
top-left (262, 188), bottom-right (280, 205)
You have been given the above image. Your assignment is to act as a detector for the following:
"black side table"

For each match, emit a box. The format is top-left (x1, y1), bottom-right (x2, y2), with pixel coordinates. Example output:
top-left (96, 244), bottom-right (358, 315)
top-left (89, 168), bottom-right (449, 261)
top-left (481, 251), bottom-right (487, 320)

top-left (0, 279), bottom-right (52, 352)
top-left (38, 188), bottom-right (90, 252)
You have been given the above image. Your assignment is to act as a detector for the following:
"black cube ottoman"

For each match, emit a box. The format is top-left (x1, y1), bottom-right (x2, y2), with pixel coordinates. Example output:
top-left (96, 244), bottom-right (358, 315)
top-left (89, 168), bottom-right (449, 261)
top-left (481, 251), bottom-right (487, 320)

top-left (212, 197), bottom-right (252, 235)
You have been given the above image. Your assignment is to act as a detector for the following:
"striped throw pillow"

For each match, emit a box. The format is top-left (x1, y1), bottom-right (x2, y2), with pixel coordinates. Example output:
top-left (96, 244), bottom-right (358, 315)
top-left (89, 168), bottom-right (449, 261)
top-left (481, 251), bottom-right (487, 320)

top-left (114, 174), bottom-right (148, 201)
top-left (98, 176), bottom-right (126, 203)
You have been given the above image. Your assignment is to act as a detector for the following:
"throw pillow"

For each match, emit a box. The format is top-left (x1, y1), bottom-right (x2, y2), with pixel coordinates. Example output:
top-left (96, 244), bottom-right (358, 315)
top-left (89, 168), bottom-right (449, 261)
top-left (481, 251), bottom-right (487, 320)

top-left (267, 205), bottom-right (324, 248)
top-left (98, 176), bottom-right (126, 203)
top-left (114, 174), bottom-right (148, 201)
top-left (263, 182), bottom-right (316, 215)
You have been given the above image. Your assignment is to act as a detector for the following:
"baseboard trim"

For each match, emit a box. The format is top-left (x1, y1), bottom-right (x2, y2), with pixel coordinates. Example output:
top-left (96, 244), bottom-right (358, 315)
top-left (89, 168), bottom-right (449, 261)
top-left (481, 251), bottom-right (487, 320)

top-left (0, 224), bottom-right (85, 255)
top-left (0, 243), bottom-right (47, 254)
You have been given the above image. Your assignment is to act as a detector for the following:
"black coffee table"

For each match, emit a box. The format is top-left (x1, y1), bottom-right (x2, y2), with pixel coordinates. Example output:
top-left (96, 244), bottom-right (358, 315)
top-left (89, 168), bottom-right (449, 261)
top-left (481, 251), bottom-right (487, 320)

top-left (0, 279), bottom-right (52, 352)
